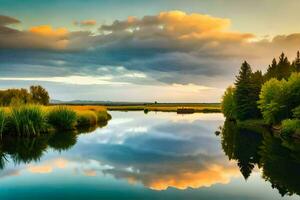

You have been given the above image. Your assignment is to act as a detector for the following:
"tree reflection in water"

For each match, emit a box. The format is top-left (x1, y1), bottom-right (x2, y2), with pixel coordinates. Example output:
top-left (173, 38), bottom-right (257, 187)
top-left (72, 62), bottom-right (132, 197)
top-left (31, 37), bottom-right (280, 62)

top-left (220, 119), bottom-right (300, 197)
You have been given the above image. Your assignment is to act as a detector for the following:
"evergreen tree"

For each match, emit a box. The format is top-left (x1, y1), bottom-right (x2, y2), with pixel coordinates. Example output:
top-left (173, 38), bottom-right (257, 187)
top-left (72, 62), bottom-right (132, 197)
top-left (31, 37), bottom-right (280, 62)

top-left (250, 70), bottom-right (264, 118)
top-left (292, 51), bottom-right (300, 72)
top-left (276, 53), bottom-right (291, 80)
top-left (265, 58), bottom-right (277, 80)
top-left (234, 61), bottom-right (261, 120)
top-left (265, 53), bottom-right (292, 80)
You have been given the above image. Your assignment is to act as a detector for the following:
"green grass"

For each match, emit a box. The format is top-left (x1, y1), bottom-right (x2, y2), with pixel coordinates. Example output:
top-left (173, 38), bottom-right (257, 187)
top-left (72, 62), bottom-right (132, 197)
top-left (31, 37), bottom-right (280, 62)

top-left (9, 105), bottom-right (47, 137)
top-left (46, 106), bottom-right (77, 130)
top-left (96, 111), bottom-right (112, 122)
top-left (0, 109), bottom-right (7, 136)
top-left (76, 110), bottom-right (98, 127)
top-left (0, 105), bottom-right (112, 137)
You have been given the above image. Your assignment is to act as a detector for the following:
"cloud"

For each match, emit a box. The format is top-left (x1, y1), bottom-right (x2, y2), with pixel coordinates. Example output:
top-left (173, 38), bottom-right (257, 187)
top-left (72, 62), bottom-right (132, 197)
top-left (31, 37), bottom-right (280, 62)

top-left (106, 162), bottom-right (239, 190)
top-left (0, 15), bottom-right (20, 26)
top-left (29, 25), bottom-right (68, 38)
top-left (0, 16), bottom-right (70, 50)
top-left (0, 75), bottom-right (128, 85)
top-left (27, 158), bottom-right (68, 174)
top-left (1, 11), bottom-right (300, 101)
top-left (74, 20), bottom-right (97, 27)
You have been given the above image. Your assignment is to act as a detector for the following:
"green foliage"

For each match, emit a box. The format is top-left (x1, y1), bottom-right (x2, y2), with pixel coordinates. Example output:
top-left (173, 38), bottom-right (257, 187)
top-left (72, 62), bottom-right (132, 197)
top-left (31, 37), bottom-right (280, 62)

top-left (9, 105), bottom-right (47, 136)
top-left (0, 88), bottom-right (31, 106)
top-left (259, 73), bottom-right (300, 124)
top-left (292, 51), bottom-right (300, 72)
top-left (221, 86), bottom-right (236, 119)
top-left (281, 119), bottom-right (300, 137)
top-left (0, 109), bottom-right (7, 136)
top-left (96, 111), bottom-right (111, 122)
top-left (292, 106), bottom-right (300, 118)
top-left (76, 111), bottom-right (98, 127)
top-left (258, 78), bottom-right (286, 124)
top-left (265, 53), bottom-right (292, 80)
top-left (47, 106), bottom-right (77, 130)
top-left (0, 85), bottom-right (49, 106)
top-left (30, 85), bottom-right (50, 105)
top-left (234, 61), bottom-right (262, 120)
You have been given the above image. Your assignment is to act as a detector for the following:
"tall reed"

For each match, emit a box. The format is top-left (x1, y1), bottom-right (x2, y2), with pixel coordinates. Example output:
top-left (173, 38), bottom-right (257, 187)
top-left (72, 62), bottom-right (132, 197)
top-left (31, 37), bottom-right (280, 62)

top-left (46, 106), bottom-right (77, 130)
top-left (76, 110), bottom-right (98, 127)
top-left (9, 105), bottom-right (47, 137)
top-left (0, 109), bottom-right (6, 136)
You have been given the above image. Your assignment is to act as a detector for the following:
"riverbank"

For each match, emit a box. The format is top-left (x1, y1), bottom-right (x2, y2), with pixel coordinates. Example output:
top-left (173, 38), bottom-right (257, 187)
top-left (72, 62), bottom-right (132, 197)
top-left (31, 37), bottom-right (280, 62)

top-left (0, 105), bottom-right (111, 137)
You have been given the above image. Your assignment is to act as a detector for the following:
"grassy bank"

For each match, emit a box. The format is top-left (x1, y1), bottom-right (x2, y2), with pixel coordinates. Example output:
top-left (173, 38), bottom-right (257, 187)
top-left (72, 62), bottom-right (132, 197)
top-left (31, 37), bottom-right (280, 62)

top-left (106, 103), bottom-right (221, 113)
top-left (0, 105), bottom-right (111, 137)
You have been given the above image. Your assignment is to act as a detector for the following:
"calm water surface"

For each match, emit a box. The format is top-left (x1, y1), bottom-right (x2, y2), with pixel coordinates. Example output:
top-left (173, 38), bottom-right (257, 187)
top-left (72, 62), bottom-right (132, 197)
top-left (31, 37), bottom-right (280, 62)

top-left (0, 111), bottom-right (299, 200)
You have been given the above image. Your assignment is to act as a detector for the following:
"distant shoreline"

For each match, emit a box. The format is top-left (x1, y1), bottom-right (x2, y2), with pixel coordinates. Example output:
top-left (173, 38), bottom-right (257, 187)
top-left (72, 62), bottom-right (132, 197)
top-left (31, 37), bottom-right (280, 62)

top-left (50, 103), bottom-right (221, 113)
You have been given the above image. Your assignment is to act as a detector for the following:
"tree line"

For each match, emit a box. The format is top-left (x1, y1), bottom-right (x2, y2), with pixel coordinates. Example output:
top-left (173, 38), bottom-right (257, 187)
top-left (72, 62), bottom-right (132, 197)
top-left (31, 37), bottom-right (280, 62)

top-left (221, 51), bottom-right (300, 135)
top-left (0, 85), bottom-right (50, 106)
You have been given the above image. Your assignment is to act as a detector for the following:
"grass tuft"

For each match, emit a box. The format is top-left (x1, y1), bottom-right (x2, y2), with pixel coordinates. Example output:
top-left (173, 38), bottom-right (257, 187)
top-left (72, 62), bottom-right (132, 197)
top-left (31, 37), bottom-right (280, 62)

top-left (76, 110), bottom-right (98, 127)
top-left (0, 109), bottom-right (7, 136)
top-left (47, 106), bottom-right (77, 130)
top-left (9, 105), bottom-right (47, 136)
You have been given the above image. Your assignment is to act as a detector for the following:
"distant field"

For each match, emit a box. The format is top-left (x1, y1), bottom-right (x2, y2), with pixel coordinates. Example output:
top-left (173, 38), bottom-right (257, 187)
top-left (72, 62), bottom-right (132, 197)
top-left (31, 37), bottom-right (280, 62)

top-left (106, 103), bottom-right (221, 113)
top-left (51, 103), bottom-right (221, 113)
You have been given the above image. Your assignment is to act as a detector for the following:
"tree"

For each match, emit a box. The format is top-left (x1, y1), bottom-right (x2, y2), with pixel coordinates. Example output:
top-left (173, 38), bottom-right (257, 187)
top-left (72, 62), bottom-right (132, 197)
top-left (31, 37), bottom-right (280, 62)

top-left (265, 53), bottom-right (292, 81)
top-left (234, 61), bottom-right (261, 120)
top-left (265, 58), bottom-right (278, 80)
top-left (292, 51), bottom-right (300, 72)
top-left (277, 53), bottom-right (292, 80)
top-left (258, 73), bottom-right (300, 124)
top-left (0, 88), bottom-right (31, 106)
top-left (221, 86), bottom-right (236, 119)
top-left (30, 85), bottom-right (50, 105)
top-left (258, 78), bottom-right (285, 124)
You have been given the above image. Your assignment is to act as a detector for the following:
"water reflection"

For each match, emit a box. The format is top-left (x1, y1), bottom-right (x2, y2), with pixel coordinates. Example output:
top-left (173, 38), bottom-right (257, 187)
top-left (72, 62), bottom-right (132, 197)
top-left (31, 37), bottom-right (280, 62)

top-left (0, 124), bottom-right (102, 169)
top-left (0, 112), bottom-right (299, 200)
top-left (219, 119), bottom-right (300, 197)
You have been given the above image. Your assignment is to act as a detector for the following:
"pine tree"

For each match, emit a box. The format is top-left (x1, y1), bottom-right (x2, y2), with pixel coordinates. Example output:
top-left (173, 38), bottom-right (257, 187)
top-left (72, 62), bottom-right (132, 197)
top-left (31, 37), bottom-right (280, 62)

top-left (276, 53), bottom-right (291, 80)
top-left (292, 51), bottom-right (300, 72)
top-left (234, 61), bottom-right (261, 120)
top-left (265, 58), bottom-right (277, 80)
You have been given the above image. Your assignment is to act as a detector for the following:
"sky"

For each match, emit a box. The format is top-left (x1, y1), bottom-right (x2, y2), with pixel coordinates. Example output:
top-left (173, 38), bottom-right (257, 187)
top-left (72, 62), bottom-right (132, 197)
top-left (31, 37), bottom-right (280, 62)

top-left (1, 0), bottom-right (300, 102)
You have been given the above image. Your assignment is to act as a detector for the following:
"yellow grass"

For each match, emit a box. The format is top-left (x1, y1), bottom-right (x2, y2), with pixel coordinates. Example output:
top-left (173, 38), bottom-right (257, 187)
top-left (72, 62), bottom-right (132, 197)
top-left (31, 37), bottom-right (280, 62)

top-left (51, 105), bottom-right (107, 112)
top-left (107, 104), bottom-right (220, 113)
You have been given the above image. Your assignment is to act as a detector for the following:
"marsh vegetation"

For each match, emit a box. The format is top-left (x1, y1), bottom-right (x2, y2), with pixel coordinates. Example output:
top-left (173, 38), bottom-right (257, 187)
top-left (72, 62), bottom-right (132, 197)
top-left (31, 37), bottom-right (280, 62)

top-left (0, 86), bottom-right (111, 137)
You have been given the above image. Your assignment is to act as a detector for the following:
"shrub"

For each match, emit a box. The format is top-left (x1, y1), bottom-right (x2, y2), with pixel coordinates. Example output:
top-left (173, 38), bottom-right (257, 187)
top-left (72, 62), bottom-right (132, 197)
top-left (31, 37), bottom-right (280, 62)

top-left (9, 105), bottom-right (47, 136)
top-left (281, 119), bottom-right (300, 136)
top-left (47, 106), bottom-right (77, 130)
top-left (144, 108), bottom-right (149, 114)
top-left (96, 111), bottom-right (111, 122)
top-left (76, 111), bottom-right (98, 127)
